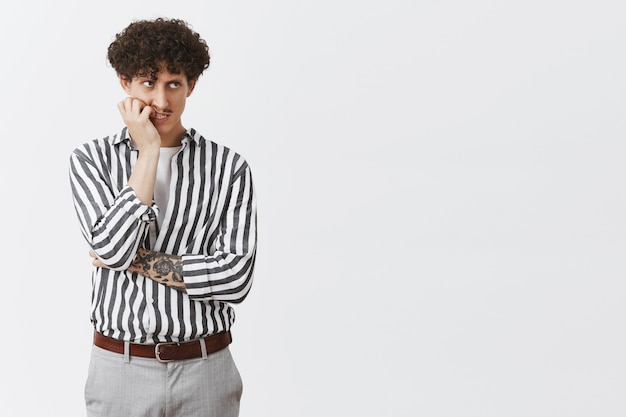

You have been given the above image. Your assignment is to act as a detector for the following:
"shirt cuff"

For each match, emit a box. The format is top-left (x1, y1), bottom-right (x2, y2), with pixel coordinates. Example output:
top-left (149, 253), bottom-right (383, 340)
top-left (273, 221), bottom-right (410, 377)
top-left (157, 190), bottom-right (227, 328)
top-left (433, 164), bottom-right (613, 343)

top-left (119, 186), bottom-right (159, 223)
top-left (181, 254), bottom-right (211, 299)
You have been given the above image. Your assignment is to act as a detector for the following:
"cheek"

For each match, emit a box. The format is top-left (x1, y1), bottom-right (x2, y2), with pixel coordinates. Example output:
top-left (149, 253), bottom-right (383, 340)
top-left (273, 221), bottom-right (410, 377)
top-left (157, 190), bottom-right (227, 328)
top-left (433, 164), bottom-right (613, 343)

top-left (172, 95), bottom-right (188, 109)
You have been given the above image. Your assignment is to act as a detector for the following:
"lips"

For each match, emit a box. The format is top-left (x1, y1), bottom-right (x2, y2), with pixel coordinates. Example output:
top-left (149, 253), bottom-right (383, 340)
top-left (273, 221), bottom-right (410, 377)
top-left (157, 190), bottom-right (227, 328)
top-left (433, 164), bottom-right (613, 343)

top-left (150, 113), bottom-right (170, 122)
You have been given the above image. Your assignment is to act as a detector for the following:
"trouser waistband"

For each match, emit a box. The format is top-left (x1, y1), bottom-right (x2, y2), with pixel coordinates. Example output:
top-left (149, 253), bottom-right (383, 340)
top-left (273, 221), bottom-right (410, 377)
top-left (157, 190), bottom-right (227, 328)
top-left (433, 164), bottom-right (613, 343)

top-left (93, 331), bottom-right (232, 363)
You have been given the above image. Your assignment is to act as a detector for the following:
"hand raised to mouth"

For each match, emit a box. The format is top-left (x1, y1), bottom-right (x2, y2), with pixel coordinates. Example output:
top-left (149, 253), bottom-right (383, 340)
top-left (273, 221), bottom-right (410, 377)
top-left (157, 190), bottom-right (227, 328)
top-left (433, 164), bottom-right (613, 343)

top-left (117, 96), bottom-right (161, 152)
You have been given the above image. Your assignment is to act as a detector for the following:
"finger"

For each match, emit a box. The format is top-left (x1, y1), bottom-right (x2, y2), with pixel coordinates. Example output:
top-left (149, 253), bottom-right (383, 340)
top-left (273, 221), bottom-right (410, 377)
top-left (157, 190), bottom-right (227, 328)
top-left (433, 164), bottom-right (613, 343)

top-left (117, 97), bottom-right (134, 115)
top-left (129, 97), bottom-right (148, 112)
top-left (91, 257), bottom-right (107, 268)
top-left (140, 104), bottom-right (154, 118)
top-left (117, 100), bottom-right (127, 115)
top-left (89, 250), bottom-right (97, 258)
top-left (118, 97), bottom-right (146, 114)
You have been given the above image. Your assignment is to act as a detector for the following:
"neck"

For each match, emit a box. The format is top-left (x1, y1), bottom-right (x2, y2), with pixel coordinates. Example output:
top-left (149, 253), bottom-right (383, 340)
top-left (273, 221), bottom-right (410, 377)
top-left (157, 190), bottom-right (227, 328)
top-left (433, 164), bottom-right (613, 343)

top-left (160, 126), bottom-right (187, 147)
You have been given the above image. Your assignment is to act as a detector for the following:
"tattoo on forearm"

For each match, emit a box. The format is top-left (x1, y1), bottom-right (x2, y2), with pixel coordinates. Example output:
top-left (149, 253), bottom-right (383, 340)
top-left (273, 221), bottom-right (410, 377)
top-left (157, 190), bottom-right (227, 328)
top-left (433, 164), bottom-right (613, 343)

top-left (132, 248), bottom-right (186, 292)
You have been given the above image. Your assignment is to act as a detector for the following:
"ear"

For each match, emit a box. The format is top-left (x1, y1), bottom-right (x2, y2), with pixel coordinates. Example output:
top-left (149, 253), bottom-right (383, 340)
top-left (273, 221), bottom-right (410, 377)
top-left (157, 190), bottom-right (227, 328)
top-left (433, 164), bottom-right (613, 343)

top-left (119, 76), bottom-right (132, 94)
top-left (186, 79), bottom-right (197, 97)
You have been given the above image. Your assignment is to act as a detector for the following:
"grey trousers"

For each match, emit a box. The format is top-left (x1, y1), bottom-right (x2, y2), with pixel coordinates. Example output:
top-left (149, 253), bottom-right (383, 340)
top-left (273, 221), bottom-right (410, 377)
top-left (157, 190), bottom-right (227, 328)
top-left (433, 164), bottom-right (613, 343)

top-left (85, 344), bottom-right (243, 417)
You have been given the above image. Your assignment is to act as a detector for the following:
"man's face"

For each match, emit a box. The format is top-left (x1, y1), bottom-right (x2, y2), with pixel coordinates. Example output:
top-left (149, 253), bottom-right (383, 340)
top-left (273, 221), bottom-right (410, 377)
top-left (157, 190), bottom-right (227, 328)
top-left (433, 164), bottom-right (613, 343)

top-left (120, 64), bottom-right (196, 145)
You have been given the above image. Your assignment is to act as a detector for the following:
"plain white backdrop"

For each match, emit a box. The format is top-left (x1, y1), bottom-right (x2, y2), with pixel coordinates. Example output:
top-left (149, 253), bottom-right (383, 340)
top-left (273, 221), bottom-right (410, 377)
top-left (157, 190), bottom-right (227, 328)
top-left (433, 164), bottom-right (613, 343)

top-left (1, 1), bottom-right (625, 416)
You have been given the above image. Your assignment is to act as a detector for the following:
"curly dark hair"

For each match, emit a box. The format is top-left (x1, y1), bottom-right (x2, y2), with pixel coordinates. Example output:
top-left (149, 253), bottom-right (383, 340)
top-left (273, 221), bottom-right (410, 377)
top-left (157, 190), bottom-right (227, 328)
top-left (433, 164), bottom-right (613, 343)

top-left (107, 18), bottom-right (210, 81)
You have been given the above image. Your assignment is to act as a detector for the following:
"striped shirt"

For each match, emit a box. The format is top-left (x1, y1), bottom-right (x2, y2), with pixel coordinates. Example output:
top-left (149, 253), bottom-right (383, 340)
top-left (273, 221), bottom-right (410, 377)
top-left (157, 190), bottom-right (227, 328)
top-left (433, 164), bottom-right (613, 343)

top-left (69, 127), bottom-right (257, 344)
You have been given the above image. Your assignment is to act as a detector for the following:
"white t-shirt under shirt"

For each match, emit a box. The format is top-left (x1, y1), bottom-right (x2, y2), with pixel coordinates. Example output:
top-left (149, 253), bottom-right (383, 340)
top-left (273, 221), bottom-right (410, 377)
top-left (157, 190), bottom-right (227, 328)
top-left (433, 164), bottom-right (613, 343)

top-left (154, 146), bottom-right (181, 226)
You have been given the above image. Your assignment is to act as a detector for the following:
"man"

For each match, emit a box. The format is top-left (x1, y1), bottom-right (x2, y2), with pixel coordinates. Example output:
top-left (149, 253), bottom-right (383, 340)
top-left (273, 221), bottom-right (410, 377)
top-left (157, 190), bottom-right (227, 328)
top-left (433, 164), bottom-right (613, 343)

top-left (69, 17), bottom-right (257, 417)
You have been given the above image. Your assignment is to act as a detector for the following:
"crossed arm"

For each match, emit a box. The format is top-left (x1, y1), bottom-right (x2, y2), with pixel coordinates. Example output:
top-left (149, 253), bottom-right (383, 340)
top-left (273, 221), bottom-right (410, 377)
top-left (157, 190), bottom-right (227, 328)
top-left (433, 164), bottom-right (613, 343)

top-left (90, 248), bottom-right (186, 292)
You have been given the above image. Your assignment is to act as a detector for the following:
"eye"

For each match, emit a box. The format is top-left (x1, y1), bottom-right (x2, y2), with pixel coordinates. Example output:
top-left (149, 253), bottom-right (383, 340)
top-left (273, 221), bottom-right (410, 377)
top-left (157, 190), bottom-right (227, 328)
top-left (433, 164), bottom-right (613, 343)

top-left (142, 80), bottom-right (155, 87)
top-left (169, 82), bottom-right (181, 88)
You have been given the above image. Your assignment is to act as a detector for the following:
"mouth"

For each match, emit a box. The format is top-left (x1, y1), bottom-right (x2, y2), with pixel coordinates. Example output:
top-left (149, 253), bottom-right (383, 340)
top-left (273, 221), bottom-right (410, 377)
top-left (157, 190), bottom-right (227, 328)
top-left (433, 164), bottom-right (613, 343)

top-left (150, 112), bottom-right (171, 122)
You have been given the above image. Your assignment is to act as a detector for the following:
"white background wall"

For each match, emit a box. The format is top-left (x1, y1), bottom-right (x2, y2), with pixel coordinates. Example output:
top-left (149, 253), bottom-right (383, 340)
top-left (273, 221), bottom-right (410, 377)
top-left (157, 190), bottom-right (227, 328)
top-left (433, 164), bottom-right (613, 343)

top-left (1, 1), bottom-right (625, 416)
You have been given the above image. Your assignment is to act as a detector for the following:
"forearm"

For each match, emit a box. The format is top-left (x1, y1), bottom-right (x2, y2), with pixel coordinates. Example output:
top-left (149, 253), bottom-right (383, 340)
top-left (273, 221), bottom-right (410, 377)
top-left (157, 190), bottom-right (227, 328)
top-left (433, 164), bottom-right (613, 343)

top-left (128, 248), bottom-right (186, 292)
top-left (127, 146), bottom-right (159, 205)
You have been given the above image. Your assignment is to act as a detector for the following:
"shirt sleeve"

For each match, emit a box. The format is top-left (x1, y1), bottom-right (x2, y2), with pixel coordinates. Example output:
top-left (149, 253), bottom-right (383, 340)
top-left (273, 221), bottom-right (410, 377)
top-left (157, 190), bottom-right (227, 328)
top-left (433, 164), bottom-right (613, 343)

top-left (69, 147), bottom-right (158, 270)
top-left (182, 162), bottom-right (257, 303)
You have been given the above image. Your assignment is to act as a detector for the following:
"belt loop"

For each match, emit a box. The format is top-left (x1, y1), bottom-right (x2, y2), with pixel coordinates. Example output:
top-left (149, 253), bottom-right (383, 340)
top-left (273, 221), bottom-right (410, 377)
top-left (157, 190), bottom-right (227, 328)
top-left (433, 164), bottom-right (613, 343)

top-left (200, 338), bottom-right (208, 360)
top-left (124, 341), bottom-right (130, 363)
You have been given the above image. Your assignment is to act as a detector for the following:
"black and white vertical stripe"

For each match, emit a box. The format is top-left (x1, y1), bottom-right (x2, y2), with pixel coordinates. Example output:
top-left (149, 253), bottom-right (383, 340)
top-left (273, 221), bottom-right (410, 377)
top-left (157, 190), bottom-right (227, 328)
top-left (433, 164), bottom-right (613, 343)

top-left (69, 127), bottom-right (257, 344)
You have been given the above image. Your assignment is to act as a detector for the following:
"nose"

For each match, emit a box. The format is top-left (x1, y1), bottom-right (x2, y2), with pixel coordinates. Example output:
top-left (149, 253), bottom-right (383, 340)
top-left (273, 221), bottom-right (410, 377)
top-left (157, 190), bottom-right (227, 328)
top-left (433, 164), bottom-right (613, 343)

top-left (150, 88), bottom-right (168, 111)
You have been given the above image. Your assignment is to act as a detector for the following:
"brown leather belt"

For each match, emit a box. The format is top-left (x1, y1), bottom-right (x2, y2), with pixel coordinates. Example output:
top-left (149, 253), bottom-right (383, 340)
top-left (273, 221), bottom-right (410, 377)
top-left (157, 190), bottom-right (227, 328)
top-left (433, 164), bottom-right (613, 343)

top-left (94, 331), bottom-right (232, 363)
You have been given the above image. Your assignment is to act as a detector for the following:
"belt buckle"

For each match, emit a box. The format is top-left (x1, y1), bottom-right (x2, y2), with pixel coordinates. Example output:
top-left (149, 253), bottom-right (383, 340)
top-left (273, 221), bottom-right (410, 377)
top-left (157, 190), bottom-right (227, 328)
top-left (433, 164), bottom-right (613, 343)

top-left (155, 341), bottom-right (179, 363)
